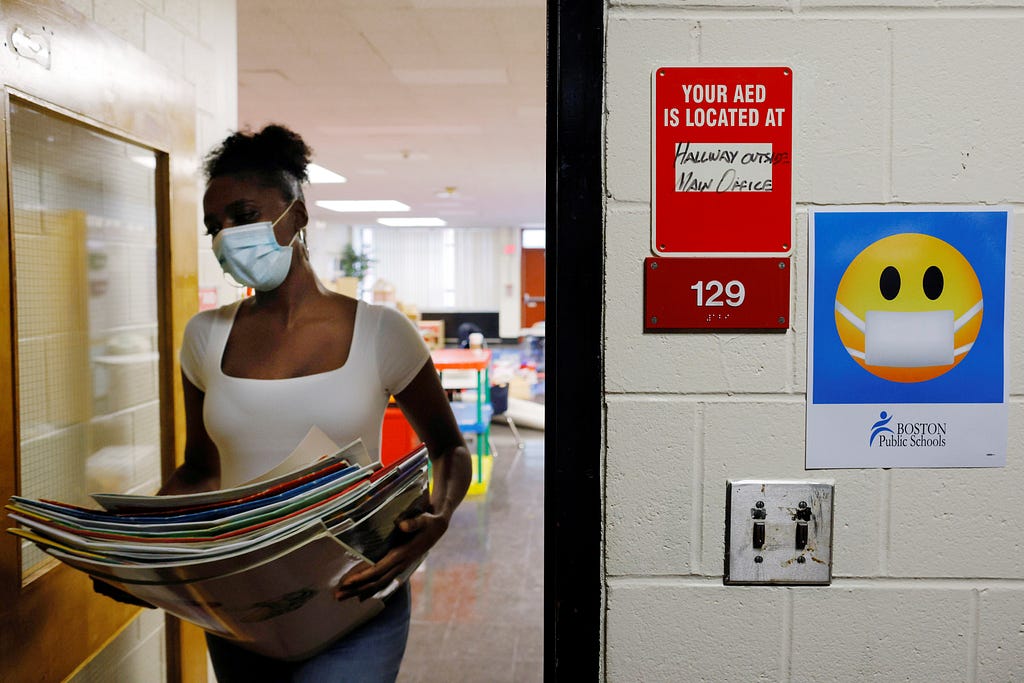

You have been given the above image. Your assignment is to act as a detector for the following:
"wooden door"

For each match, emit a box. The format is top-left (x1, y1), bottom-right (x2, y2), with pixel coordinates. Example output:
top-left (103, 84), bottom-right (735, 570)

top-left (0, 2), bottom-right (202, 681)
top-left (521, 247), bottom-right (546, 328)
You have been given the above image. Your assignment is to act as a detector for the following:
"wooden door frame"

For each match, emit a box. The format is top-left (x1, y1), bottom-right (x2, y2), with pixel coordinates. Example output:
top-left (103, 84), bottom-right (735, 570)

top-left (545, 1), bottom-right (604, 680)
top-left (0, 1), bottom-right (202, 680)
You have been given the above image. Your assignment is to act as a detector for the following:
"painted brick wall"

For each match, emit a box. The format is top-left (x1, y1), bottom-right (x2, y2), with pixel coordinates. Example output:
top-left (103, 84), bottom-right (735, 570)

top-left (57, 2), bottom-right (237, 681)
top-left (604, 3), bottom-right (1024, 681)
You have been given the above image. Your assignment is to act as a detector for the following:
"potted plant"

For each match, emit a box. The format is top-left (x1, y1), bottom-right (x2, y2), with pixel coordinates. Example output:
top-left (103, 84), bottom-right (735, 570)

top-left (334, 243), bottom-right (373, 298)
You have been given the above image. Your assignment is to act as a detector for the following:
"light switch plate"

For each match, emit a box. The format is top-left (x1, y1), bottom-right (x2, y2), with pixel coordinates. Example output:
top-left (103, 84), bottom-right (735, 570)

top-left (724, 480), bottom-right (834, 585)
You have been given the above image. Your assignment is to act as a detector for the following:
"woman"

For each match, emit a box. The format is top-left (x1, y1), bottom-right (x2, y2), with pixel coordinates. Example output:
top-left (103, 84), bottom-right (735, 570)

top-left (160, 124), bottom-right (472, 682)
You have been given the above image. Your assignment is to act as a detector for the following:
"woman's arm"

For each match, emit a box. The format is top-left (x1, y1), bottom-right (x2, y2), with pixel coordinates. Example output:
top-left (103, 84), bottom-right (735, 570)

top-left (158, 373), bottom-right (221, 495)
top-left (394, 358), bottom-right (473, 523)
top-left (335, 359), bottom-right (471, 601)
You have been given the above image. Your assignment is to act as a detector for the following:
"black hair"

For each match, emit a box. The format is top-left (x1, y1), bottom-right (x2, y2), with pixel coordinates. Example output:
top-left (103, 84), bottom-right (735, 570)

top-left (203, 124), bottom-right (312, 201)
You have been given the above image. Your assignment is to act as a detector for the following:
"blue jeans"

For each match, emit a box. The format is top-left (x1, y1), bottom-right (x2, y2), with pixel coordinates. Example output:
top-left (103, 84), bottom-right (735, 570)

top-left (206, 583), bottom-right (411, 683)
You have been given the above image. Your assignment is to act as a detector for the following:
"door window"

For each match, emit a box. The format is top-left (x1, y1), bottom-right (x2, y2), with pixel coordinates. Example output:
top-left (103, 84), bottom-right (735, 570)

top-left (10, 100), bottom-right (161, 581)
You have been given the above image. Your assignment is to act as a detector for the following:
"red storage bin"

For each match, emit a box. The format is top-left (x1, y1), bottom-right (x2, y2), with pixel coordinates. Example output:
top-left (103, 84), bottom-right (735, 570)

top-left (381, 405), bottom-right (420, 467)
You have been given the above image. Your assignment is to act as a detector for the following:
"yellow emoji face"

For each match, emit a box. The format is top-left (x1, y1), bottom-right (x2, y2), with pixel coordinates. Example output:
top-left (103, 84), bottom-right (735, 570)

top-left (834, 233), bottom-right (982, 383)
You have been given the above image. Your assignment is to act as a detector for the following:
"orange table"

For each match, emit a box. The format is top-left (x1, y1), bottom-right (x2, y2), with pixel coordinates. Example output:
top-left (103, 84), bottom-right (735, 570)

top-left (430, 348), bottom-right (492, 371)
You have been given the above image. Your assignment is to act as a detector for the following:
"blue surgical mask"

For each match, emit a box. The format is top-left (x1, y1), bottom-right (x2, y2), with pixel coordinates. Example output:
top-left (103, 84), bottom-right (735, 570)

top-left (212, 200), bottom-right (298, 291)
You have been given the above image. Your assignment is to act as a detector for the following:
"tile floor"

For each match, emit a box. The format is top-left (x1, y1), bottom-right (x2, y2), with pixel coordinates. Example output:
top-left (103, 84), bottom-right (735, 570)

top-left (397, 424), bottom-right (544, 683)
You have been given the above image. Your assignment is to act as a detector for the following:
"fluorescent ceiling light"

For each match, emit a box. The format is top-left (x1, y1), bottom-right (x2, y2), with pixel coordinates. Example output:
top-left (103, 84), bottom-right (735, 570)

top-left (377, 217), bottom-right (447, 227)
top-left (307, 163), bottom-right (347, 184)
top-left (316, 200), bottom-right (410, 213)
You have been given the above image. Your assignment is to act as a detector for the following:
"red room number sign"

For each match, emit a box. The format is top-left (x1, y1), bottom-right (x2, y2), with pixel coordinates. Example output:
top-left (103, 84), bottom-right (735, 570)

top-left (644, 257), bottom-right (791, 331)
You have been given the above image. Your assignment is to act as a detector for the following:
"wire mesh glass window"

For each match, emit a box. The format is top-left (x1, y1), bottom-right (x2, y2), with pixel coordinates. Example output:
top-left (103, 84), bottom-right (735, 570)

top-left (10, 100), bottom-right (161, 580)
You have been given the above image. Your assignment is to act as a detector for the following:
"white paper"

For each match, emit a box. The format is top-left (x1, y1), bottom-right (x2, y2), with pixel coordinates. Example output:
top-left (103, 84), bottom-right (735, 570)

top-left (102, 524), bottom-right (386, 660)
top-left (247, 427), bottom-right (350, 484)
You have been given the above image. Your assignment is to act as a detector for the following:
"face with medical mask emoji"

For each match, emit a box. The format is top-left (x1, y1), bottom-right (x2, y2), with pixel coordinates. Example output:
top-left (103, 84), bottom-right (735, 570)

top-left (834, 233), bottom-right (983, 383)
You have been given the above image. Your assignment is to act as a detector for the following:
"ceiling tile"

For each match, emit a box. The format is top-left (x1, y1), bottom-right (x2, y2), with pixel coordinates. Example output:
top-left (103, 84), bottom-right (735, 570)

top-left (237, 1), bottom-right (546, 229)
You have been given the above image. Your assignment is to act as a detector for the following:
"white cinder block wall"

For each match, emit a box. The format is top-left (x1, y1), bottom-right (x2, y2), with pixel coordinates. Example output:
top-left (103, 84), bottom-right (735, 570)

top-left (604, 3), bottom-right (1024, 681)
top-left (58, 1), bottom-right (237, 681)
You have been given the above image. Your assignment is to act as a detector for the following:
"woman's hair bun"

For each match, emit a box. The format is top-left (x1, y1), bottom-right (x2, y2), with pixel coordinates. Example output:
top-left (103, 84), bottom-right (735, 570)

top-left (204, 124), bottom-right (313, 185)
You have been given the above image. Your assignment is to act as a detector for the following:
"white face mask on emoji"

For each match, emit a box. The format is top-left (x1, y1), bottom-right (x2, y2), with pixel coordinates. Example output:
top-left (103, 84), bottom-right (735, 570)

top-left (835, 299), bottom-right (983, 368)
top-left (212, 200), bottom-right (297, 291)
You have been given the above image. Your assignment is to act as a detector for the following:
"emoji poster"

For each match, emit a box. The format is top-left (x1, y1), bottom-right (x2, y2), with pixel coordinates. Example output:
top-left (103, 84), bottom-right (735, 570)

top-left (807, 207), bottom-right (1011, 468)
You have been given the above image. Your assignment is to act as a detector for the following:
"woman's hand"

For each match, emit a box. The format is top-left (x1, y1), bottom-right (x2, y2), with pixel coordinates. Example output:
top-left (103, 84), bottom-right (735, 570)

top-left (334, 359), bottom-right (472, 602)
top-left (333, 510), bottom-right (450, 601)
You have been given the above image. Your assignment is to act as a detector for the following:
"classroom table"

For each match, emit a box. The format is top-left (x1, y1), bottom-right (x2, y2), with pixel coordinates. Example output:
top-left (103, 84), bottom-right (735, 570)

top-left (431, 348), bottom-right (493, 483)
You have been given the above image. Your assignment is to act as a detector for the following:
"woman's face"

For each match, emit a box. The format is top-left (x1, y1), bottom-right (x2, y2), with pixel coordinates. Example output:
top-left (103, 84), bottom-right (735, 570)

top-left (202, 174), bottom-right (297, 246)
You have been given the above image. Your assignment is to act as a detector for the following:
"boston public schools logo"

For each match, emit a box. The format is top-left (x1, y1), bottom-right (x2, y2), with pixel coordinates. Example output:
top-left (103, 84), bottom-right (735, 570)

top-left (869, 411), bottom-right (894, 446)
top-left (868, 410), bottom-right (947, 448)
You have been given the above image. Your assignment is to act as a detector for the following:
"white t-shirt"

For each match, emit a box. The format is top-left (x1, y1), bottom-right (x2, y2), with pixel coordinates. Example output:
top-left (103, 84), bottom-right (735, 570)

top-left (180, 299), bottom-right (430, 487)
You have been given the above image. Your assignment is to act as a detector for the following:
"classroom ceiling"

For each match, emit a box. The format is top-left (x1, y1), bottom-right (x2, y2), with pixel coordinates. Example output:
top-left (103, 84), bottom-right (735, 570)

top-left (236, 0), bottom-right (547, 232)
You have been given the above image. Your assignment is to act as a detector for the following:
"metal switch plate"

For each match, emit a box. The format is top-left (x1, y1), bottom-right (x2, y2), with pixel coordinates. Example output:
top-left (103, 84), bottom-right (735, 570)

top-left (724, 480), bottom-right (834, 585)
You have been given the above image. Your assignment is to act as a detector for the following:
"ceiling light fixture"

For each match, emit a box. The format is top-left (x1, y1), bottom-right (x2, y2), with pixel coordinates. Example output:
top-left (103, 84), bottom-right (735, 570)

top-left (307, 163), bottom-right (347, 184)
top-left (377, 217), bottom-right (447, 227)
top-left (316, 200), bottom-right (410, 213)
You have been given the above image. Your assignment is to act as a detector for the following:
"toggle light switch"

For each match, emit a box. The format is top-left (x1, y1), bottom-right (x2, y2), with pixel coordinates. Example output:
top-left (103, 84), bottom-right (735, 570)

top-left (724, 480), bottom-right (834, 585)
top-left (753, 522), bottom-right (766, 549)
top-left (795, 521), bottom-right (808, 550)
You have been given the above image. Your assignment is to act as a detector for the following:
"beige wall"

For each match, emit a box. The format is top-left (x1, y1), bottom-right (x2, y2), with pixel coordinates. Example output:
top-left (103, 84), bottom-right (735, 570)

top-left (604, 3), bottom-right (1024, 681)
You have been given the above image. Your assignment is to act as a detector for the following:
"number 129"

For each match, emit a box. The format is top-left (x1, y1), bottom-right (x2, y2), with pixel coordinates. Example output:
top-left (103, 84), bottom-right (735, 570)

top-left (690, 280), bottom-right (745, 307)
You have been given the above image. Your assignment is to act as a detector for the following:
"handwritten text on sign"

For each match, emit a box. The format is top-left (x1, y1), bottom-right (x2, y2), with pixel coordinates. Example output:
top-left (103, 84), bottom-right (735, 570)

top-left (675, 142), bottom-right (782, 193)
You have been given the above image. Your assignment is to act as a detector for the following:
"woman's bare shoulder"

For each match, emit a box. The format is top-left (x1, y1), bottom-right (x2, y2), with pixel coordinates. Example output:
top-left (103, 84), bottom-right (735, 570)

top-left (323, 290), bottom-right (359, 323)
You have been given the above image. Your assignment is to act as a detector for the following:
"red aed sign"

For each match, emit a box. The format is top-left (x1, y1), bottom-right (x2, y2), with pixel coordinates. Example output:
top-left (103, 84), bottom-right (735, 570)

top-left (644, 257), bottom-right (790, 331)
top-left (652, 66), bottom-right (793, 256)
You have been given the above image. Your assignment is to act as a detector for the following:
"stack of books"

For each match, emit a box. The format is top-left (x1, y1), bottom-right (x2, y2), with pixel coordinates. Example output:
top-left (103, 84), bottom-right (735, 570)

top-left (5, 434), bottom-right (430, 660)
